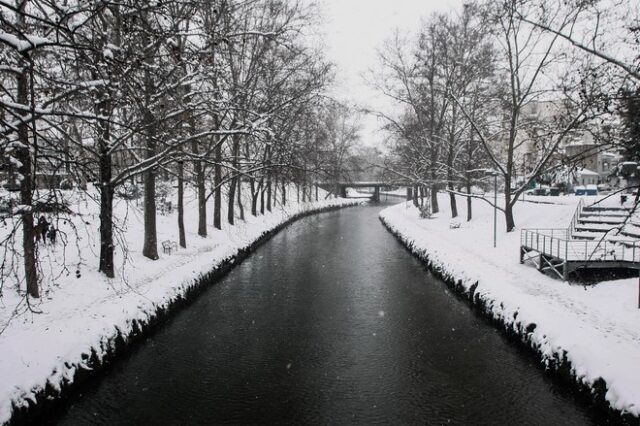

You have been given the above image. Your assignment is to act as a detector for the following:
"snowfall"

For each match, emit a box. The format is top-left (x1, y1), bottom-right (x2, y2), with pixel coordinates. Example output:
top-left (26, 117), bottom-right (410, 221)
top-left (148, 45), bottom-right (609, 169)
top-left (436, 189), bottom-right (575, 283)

top-left (0, 184), bottom-right (359, 425)
top-left (2, 185), bottom-right (640, 423)
top-left (379, 192), bottom-right (640, 418)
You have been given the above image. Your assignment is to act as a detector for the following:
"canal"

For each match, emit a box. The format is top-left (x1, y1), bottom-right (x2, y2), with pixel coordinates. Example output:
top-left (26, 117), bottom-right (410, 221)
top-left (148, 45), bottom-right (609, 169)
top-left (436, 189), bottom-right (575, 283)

top-left (50, 203), bottom-right (608, 425)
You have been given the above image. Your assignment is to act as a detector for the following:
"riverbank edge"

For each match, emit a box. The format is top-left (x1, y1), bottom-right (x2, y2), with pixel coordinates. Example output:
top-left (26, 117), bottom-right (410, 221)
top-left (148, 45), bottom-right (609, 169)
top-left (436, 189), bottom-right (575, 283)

top-left (6, 200), bottom-right (361, 426)
top-left (378, 213), bottom-right (639, 425)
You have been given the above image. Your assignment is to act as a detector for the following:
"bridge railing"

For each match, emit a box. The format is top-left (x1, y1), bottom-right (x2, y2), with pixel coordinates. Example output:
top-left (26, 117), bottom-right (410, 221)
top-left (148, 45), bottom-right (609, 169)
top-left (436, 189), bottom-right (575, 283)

top-left (315, 181), bottom-right (411, 188)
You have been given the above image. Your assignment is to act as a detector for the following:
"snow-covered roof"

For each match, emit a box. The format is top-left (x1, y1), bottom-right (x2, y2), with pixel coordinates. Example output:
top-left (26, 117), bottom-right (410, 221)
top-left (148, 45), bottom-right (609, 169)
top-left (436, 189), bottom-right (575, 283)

top-left (565, 142), bottom-right (598, 148)
top-left (577, 169), bottom-right (599, 176)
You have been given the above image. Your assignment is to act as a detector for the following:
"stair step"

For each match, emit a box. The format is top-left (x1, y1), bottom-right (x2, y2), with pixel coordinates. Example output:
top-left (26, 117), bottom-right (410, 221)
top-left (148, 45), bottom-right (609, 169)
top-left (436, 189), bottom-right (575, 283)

top-left (566, 201), bottom-right (640, 252)
top-left (578, 218), bottom-right (626, 225)
top-left (582, 206), bottom-right (631, 213)
top-left (615, 239), bottom-right (639, 248)
top-left (574, 225), bottom-right (617, 233)
top-left (601, 237), bottom-right (639, 249)
top-left (571, 232), bottom-right (598, 240)
top-left (571, 230), bottom-right (640, 243)
top-left (579, 212), bottom-right (629, 218)
top-left (621, 230), bottom-right (640, 239)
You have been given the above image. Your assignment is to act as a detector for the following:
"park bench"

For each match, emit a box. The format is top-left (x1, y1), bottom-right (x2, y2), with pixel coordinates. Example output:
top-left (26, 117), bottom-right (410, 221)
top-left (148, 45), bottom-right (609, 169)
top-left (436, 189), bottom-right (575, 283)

top-left (162, 240), bottom-right (178, 254)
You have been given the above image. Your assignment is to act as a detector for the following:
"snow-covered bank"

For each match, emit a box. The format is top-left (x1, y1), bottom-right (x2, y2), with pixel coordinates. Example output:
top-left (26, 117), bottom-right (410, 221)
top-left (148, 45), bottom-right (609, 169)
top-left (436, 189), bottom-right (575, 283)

top-left (0, 189), bottom-right (360, 426)
top-left (379, 196), bottom-right (640, 421)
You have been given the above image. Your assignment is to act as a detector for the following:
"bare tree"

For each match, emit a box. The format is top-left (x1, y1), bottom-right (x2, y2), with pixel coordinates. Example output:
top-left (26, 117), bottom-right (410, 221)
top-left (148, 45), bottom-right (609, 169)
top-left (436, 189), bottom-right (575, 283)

top-left (452, 0), bottom-right (608, 231)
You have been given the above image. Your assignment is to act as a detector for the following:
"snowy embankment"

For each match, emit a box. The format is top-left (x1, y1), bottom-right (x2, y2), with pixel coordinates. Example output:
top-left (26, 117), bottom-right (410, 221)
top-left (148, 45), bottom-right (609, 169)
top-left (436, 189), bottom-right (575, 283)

top-left (380, 195), bottom-right (640, 420)
top-left (0, 186), bottom-right (359, 425)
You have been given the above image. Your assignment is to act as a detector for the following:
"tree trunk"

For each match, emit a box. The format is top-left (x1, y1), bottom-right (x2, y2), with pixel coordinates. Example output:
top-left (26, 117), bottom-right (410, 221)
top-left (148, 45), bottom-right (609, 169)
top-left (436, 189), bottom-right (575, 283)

top-left (192, 141), bottom-right (207, 237)
top-left (98, 181), bottom-right (115, 277)
top-left (177, 158), bottom-right (186, 248)
top-left (97, 101), bottom-right (115, 277)
top-left (266, 174), bottom-right (272, 212)
top-left (272, 177), bottom-right (278, 208)
top-left (431, 183), bottom-right (439, 213)
top-left (449, 190), bottom-right (458, 218)
top-left (227, 137), bottom-right (240, 225)
top-left (213, 139), bottom-right (222, 230)
top-left (260, 186), bottom-right (265, 215)
top-left (505, 191), bottom-right (515, 232)
top-left (447, 144), bottom-right (458, 218)
top-left (466, 182), bottom-right (472, 222)
top-left (227, 176), bottom-right (236, 225)
top-left (265, 144), bottom-right (272, 212)
top-left (142, 66), bottom-right (158, 259)
top-left (504, 169), bottom-right (515, 231)
top-left (250, 178), bottom-right (260, 216)
top-left (17, 67), bottom-right (38, 297)
top-left (237, 177), bottom-right (245, 221)
top-left (282, 181), bottom-right (287, 205)
top-left (142, 154), bottom-right (158, 260)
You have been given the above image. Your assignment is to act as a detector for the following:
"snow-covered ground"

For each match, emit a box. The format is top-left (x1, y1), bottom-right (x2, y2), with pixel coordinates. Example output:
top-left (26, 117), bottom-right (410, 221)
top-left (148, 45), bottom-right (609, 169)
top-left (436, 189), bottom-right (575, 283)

top-left (0, 184), bottom-right (358, 425)
top-left (380, 193), bottom-right (640, 418)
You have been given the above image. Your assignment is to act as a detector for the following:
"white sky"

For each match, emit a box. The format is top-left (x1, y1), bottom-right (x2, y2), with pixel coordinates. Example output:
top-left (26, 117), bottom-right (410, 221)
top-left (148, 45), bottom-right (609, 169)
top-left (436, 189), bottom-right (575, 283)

top-left (318, 0), bottom-right (462, 148)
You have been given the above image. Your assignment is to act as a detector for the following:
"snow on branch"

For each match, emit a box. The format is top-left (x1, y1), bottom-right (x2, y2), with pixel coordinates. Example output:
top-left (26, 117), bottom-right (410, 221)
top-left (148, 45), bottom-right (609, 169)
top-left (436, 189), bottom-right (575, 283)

top-left (0, 31), bottom-right (52, 53)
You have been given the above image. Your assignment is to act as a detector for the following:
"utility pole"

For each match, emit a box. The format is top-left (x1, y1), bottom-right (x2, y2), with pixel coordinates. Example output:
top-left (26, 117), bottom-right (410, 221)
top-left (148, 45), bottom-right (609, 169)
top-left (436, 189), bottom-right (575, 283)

top-left (493, 172), bottom-right (497, 248)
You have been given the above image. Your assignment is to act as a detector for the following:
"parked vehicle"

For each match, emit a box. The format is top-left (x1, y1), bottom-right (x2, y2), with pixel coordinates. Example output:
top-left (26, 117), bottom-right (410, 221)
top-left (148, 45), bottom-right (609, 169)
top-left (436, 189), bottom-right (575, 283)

top-left (575, 185), bottom-right (598, 196)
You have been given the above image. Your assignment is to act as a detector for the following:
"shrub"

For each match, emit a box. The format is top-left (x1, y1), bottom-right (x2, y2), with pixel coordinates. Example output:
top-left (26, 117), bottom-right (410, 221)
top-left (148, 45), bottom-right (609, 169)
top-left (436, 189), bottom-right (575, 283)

top-left (59, 179), bottom-right (74, 190)
top-left (117, 182), bottom-right (141, 200)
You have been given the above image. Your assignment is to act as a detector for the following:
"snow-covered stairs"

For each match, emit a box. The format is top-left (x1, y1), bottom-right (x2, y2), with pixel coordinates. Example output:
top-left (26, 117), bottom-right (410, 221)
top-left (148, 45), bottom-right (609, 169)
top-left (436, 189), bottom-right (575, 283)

top-left (572, 205), bottom-right (631, 238)
top-left (570, 203), bottom-right (640, 255)
top-left (521, 199), bottom-right (640, 278)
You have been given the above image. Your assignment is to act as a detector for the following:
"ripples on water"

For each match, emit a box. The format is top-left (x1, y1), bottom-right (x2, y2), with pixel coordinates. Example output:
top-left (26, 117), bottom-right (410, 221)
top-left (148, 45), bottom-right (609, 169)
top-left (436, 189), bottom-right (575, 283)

top-left (52, 203), bottom-right (609, 425)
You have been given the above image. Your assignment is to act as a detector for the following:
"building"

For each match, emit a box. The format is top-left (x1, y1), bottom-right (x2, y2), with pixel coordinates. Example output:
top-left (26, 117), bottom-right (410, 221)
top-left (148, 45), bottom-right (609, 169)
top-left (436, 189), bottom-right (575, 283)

top-left (574, 168), bottom-right (599, 186)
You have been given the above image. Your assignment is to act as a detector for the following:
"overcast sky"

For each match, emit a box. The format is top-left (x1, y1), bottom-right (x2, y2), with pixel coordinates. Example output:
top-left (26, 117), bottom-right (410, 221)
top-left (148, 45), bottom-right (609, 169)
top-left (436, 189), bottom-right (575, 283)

top-left (318, 0), bottom-right (462, 147)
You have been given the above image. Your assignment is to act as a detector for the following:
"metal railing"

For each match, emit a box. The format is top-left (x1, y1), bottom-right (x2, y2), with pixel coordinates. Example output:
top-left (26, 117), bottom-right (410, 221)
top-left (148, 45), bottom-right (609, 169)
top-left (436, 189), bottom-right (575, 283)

top-left (521, 228), bottom-right (640, 263)
top-left (568, 198), bottom-right (584, 238)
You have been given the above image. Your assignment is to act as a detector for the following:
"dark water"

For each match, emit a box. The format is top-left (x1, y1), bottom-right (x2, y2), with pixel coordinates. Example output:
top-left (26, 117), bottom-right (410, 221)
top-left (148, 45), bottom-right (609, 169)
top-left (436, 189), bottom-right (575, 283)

top-left (52, 204), bottom-right (608, 425)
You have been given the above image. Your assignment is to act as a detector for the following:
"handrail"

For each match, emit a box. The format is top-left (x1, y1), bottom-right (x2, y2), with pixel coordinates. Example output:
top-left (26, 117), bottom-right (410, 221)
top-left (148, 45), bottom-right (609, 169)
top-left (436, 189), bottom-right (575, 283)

top-left (521, 228), bottom-right (640, 263)
top-left (568, 198), bottom-right (584, 238)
